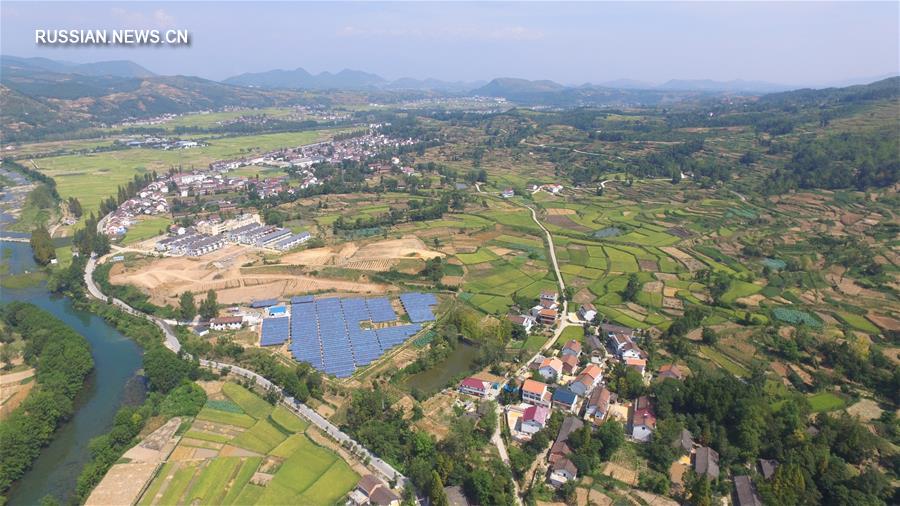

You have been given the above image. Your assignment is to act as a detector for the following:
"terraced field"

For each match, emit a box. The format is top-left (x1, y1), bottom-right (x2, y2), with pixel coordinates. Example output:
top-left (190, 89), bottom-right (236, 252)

top-left (138, 383), bottom-right (358, 506)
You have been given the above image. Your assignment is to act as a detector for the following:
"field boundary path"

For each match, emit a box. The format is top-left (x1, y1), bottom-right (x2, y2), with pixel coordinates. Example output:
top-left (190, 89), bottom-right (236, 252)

top-left (83, 252), bottom-right (409, 489)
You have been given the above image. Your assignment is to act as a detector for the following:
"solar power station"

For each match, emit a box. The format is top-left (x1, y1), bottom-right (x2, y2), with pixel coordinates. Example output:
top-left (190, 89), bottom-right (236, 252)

top-left (400, 292), bottom-right (439, 322)
top-left (259, 316), bottom-right (289, 346)
top-left (259, 292), bottom-right (437, 378)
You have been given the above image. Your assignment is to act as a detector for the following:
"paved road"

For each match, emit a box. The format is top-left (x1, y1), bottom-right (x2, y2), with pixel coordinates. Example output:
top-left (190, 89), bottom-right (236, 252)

top-left (83, 252), bottom-right (408, 488)
top-left (490, 404), bottom-right (522, 505)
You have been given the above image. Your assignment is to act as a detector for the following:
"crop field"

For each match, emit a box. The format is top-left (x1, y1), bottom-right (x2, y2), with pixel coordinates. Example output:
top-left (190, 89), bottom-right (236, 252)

top-left (138, 382), bottom-right (357, 506)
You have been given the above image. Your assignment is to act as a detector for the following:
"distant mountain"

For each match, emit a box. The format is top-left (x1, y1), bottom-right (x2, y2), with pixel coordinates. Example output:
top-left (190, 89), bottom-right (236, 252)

top-left (0, 59), bottom-right (307, 142)
top-left (225, 66), bottom-right (487, 93)
top-left (474, 77), bottom-right (566, 97)
top-left (757, 76), bottom-right (900, 107)
top-left (224, 67), bottom-right (386, 90)
top-left (0, 55), bottom-right (155, 78)
top-left (386, 77), bottom-right (486, 93)
top-left (657, 78), bottom-right (793, 93)
top-left (594, 79), bottom-right (657, 90)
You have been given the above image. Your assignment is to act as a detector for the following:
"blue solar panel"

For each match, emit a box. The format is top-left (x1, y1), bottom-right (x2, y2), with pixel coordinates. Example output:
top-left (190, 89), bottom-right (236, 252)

top-left (399, 293), bottom-right (437, 322)
top-left (260, 317), bottom-right (290, 346)
top-left (364, 298), bottom-right (393, 323)
top-left (278, 295), bottom-right (427, 377)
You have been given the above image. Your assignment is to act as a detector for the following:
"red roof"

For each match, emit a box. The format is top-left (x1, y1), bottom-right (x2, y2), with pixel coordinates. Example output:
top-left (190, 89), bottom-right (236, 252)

top-left (460, 377), bottom-right (486, 391)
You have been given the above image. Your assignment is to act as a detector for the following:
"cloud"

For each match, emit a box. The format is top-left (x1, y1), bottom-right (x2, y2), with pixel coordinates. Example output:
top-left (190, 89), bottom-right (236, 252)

top-left (110, 7), bottom-right (176, 29)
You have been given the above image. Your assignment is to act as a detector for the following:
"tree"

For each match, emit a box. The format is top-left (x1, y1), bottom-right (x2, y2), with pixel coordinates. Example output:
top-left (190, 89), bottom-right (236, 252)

top-left (178, 292), bottom-right (196, 321)
top-left (199, 290), bottom-right (218, 320)
top-left (701, 327), bottom-right (718, 345)
top-left (29, 226), bottom-right (56, 265)
top-left (622, 273), bottom-right (641, 302)
top-left (429, 471), bottom-right (449, 506)
top-left (142, 345), bottom-right (192, 394)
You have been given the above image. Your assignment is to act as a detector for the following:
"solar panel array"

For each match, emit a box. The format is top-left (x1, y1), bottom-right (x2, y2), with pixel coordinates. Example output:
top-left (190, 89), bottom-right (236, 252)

top-left (260, 317), bottom-right (289, 346)
top-left (399, 292), bottom-right (439, 322)
top-left (366, 297), bottom-right (396, 323)
top-left (281, 295), bottom-right (427, 378)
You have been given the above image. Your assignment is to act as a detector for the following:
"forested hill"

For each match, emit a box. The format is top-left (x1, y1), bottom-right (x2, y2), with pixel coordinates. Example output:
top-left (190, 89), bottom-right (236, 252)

top-left (757, 76), bottom-right (900, 108)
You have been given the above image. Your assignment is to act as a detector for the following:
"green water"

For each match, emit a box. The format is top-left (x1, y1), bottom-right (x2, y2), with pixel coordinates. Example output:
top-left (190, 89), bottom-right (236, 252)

top-left (1, 241), bottom-right (145, 505)
top-left (403, 342), bottom-right (481, 394)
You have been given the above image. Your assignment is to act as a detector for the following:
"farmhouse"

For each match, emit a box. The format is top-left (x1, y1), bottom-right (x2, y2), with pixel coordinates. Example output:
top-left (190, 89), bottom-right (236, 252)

top-left (733, 475), bottom-right (763, 506)
top-left (501, 188), bottom-right (515, 198)
top-left (520, 405), bottom-right (549, 434)
top-left (658, 363), bottom-right (684, 381)
top-left (508, 314), bottom-right (536, 334)
top-left (534, 307), bottom-right (558, 325)
top-left (560, 354), bottom-right (579, 375)
top-left (561, 339), bottom-right (582, 358)
top-left (569, 364), bottom-right (602, 397)
top-left (209, 316), bottom-right (243, 330)
top-left (538, 357), bottom-right (563, 381)
top-left (552, 387), bottom-right (579, 412)
top-left (350, 475), bottom-right (401, 506)
top-left (459, 377), bottom-right (489, 398)
top-left (548, 458), bottom-right (577, 487)
top-left (694, 446), bottom-right (720, 480)
top-left (584, 387), bottom-right (612, 420)
top-left (630, 396), bottom-right (656, 442)
top-left (521, 379), bottom-right (551, 407)
top-left (625, 357), bottom-right (647, 375)
top-left (578, 303), bottom-right (597, 322)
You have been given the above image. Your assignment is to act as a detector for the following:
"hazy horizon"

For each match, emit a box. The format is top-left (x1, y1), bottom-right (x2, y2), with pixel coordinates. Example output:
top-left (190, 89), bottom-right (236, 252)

top-left (2, 1), bottom-right (898, 87)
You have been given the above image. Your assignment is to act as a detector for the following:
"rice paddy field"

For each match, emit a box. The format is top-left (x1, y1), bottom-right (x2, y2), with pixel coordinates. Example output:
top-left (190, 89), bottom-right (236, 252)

top-left (138, 382), bottom-right (358, 506)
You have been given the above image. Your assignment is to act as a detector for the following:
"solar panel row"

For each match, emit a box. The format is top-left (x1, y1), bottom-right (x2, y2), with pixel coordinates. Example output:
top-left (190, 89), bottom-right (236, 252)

top-left (260, 317), bottom-right (289, 346)
top-left (399, 292), bottom-right (438, 323)
top-left (269, 294), bottom-right (427, 378)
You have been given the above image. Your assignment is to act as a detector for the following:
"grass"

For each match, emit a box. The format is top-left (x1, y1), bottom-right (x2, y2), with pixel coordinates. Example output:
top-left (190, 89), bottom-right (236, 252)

top-left (120, 216), bottom-right (171, 245)
top-left (835, 311), bottom-right (880, 334)
top-left (187, 457), bottom-right (242, 504)
top-left (157, 462), bottom-right (198, 505)
top-left (720, 280), bottom-right (763, 304)
top-left (223, 383), bottom-right (274, 419)
top-left (559, 325), bottom-right (585, 343)
top-left (270, 405), bottom-right (310, 433)
top-left (298, 460), bottom-right (360, 505)
top-left (140, 382), bottom-right (356, 506)
top-left (807, 392), bottom-right (847, 413)
top-left (699, 345), bottom-right (751, 377)
top-left (184, 430), bottom-right (234, 444)
top-left (196, 407), bottom-right (257, 428)
top-left (231, 419), bottom-right (288, 454)
top-left (221, 457), bottom-right (262, 506)
top-left (456, 248), bottom-right (499, 265)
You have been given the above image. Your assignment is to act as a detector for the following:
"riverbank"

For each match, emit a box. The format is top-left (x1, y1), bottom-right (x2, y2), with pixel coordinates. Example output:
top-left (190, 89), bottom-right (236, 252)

top-left (0, 241), bottom-right (145, 505)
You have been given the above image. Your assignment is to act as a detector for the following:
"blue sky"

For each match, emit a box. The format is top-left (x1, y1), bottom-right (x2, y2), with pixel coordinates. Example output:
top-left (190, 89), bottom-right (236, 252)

top-left (2, 1), bottom-right (898, 86)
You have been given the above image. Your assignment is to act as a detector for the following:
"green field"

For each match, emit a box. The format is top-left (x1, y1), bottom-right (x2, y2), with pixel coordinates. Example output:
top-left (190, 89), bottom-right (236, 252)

top-left (807, 392), bottom-right (847, 413)
top-left (120, 216), bottom-right (172, 245)
top-left (139, 383), bottom-right (358, 506)
top-left (456, 248), bottom-right (498, 265)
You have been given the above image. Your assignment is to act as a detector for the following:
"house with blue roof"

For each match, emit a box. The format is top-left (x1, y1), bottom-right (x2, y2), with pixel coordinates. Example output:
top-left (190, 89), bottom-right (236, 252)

top-left (552, 387), bottom-right (579, 413)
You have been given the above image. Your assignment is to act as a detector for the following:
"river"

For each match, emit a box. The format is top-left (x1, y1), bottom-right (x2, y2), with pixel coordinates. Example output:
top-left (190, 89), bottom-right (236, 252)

top-left (1, 239), bottom-right (145, 505)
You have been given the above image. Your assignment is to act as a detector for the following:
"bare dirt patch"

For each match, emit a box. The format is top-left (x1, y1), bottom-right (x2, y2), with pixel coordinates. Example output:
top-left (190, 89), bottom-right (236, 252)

top-left (545, 215), bottom-right (591, 232)
top-left (846, 398), bottom-right (884, 422)
top-left (638, 259), bottom-right (658, 272)
top-left (109, 245), bottom-right (389, 305)
top-left (546, 208), bottom-right (576, 216)
top-left (601, 462), bottom-right (637, 485)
